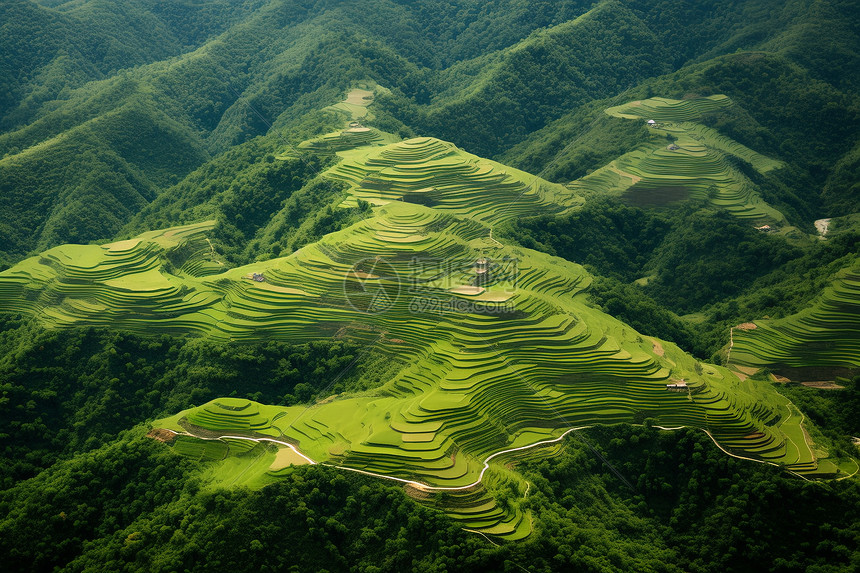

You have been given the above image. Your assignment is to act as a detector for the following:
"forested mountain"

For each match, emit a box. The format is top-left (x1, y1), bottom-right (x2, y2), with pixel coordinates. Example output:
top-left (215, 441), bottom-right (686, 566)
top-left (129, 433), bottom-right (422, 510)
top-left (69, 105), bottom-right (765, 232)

top-left (1, 0), bottom-right (859, 571)
top-left (2, 0), bottom-right (858, 265)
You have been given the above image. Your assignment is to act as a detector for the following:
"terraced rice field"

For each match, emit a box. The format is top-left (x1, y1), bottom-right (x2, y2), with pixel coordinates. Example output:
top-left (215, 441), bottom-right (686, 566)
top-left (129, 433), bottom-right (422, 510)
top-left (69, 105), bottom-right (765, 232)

top-left (328, 137), bottom-right (578, 223)
top-left (730, 260), bottom-right (860, 374)
top-left (0, 132), bottom-right (834, 537)
top-left (572, 95), bottom-right (786, 222)
top-left (0, 221), bottom-right (225, 333)
top-left (605, 95), bottom-right (735, 122)
top-left (327, 87), bottom-right (376, 121)
top-left (278, 85), bottom-right (398, 157)
top-left (296, 126), bottom-right (393, 153)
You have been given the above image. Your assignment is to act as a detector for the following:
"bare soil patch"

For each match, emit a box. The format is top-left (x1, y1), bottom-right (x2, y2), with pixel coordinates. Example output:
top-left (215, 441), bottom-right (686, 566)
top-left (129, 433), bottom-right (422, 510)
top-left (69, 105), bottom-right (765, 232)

top-left (404, 484), bottom-right (432, 500)
top-left (269, 447), bottom-right (311, 470)
top-left (315, 394), bottom-right (340, 405)
top-left (146, 428), bottom-right (178, 443)
top-left (800, 381), bottom-right (846, 390)
top-left (732, 365), bottom-right (759, 381)
top-left (345, 89), bottom-right (374, 106)
top-left (609, 166), bottom-right (642, 184)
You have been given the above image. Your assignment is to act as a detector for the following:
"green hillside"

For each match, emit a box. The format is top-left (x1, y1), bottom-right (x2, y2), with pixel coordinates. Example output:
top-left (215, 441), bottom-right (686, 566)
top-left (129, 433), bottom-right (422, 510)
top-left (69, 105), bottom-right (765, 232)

top-left (502, 50), bottom-right (860, 223)
top-left (567, 95), bottom-right (787, 223)
top-left (0, 97), bottom-right (210, 261)
top-left (1, 134), bottom-right (847, 537)
top-left (4, 0), bottom-right (858, 262)
top-left (729, 259), bottom-right (860, 375)
top-left (0, 0), bottom-right (255, 129)
top-left (1, 0), bottom-right (859, 568)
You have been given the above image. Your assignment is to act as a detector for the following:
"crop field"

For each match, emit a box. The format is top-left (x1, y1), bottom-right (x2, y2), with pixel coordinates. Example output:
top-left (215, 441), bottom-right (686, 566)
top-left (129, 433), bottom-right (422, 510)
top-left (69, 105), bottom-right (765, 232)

top-left (278, 84), bottom-right (399, 157)
top-left (730, 260), bottom-right (860, 374)
top-left (326, 86), bottom-right (378, 121)
top-left (328, 136), bottom-right (578, 222)
top-left (572, 95), bottom-right (786, 222)
top-left (296, 125), bottom-right (396, 154)
top-left (0, 131), bottom-right (839, 537)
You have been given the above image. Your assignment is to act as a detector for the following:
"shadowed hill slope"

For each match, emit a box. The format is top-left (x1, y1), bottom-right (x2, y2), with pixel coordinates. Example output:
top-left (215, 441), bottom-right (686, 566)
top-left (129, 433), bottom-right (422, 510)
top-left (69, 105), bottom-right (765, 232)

top-left (729, 259), bottom-right (860, 376)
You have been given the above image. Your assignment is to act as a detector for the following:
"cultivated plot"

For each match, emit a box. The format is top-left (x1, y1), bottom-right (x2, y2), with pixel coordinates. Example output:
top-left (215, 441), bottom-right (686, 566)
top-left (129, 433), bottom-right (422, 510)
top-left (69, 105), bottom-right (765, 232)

top-left (0, 126), bottom-right (842, 537)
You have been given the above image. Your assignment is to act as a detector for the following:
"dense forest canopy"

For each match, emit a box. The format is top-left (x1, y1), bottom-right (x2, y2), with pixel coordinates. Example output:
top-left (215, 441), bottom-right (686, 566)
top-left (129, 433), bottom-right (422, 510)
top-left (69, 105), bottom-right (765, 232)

top-left (1, 0), bottom-right (859, 571)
